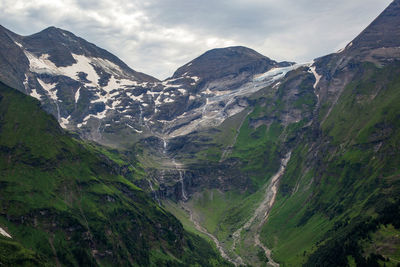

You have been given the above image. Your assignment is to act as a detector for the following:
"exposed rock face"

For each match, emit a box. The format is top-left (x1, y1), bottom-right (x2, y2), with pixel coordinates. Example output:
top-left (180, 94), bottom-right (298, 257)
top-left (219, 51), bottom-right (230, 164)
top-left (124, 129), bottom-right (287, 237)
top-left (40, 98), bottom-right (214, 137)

top-left (146, 159), bottom-right (252, 201)
top-left (312, 0), bottom-right (400, 126)
top-left (348, 0), bottom-right (400, 52)
top-left (172, 46), bottom-right (281, 92)
top-left (0, 26), bottom-right (160, 146)
top-left (0, 27), bottom-right (297, 146)
top-left (0, 26), bottom-right (30, 92)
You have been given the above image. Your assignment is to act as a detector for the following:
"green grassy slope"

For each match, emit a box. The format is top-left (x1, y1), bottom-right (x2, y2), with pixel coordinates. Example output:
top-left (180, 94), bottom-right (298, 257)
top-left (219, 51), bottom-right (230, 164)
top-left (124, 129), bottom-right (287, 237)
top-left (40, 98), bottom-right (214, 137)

top-left (0, 81), bottom-right (231, 267)
top-left (208, 67), bottom-right (316, 237)
top-left (261, 62), bottom-right (400, 266)
top-left (230, 67), bottom-right (316, 186)
top-left (164, 67), bottom-right (319, 265)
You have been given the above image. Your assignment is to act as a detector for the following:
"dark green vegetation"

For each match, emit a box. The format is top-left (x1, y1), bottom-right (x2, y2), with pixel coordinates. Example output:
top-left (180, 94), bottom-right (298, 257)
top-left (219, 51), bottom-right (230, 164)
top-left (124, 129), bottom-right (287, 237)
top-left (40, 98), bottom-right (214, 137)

top-left (230, 67), bottom-right (316, 185)
top-left (261, 62), bottom-right (400, 266)
top-left (161, 67), bottom-right (320, 265)
top-left (166, 59), bottom-right (400, 267)
top-left (0, 81), bottom-right (231, 267)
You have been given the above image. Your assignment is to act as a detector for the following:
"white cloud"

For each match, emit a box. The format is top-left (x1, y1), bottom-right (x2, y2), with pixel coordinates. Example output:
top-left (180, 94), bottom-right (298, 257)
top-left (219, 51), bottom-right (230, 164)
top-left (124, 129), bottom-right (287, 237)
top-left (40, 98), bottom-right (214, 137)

top-left (0, 0), bottom-right (392, 79)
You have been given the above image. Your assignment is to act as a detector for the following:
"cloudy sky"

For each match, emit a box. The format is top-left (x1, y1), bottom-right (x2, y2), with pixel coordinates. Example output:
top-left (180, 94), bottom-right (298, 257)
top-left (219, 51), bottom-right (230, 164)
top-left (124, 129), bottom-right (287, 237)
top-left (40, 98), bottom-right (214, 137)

top-left (0, 0), bottom-right (392, 79)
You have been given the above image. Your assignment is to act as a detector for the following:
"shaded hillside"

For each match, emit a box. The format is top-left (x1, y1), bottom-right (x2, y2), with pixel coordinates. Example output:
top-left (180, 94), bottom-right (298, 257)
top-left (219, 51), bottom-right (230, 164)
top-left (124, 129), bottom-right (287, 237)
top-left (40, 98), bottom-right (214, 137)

top-left (0, 81), bottom-right (231, 267)
top-left (261, 61), bottom-right (400, 266)
top-left (258, 1), bottom-right (400, 264)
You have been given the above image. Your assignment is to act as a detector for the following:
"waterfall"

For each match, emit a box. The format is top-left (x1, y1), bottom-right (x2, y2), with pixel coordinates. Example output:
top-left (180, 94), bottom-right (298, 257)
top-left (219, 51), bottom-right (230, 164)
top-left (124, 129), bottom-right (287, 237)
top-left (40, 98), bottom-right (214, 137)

top-left (162, 138), bottom-right (167, 154)
top-left (179, 170), bottom-right (187, 201)
top-left (139, 105), bottom-right (143, 124)
top-left (55, 100), bottom-right (61, 122)
top-left (148, 180), bottom-right (161, 205)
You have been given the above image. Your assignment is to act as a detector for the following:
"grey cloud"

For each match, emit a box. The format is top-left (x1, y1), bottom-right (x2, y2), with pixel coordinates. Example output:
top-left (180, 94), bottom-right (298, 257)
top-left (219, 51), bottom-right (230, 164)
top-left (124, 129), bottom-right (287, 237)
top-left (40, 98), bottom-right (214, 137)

top-left (0, 0), bottom-right (393, 79)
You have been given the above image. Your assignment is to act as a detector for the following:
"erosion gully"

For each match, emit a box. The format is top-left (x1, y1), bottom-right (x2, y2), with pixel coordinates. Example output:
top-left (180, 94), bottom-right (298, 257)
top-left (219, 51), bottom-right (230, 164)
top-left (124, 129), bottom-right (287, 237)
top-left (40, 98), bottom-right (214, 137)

top-left (178, 152), bottom-right (291, 266)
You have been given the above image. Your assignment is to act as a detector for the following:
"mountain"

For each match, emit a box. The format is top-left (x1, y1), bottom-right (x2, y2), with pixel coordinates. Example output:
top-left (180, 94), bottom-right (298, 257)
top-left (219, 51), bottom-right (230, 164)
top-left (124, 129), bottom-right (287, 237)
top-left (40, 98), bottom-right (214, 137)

top-left (0, 25), bottom-right (160, 146)
top-left (0, 81), bottom-right (231, 266)
top-left (257, 1), bottom-right (400, 265)
top-left (171, 46), bottom-right (288, 90)
top-left (1, 1), bottom-right (400, 266)
top-left (346, 0), bottom-right (400, 52)
top-left (155, 46), bottom-right (295, 137)
top-left (142, 1), bottom-right (400, 265)
top-left (0, 27), bottom-right (296, 147)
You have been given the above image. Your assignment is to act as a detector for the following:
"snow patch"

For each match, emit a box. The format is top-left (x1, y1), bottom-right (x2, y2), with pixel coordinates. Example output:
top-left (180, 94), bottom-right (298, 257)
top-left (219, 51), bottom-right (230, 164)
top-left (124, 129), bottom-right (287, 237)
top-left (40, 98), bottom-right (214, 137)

top-left (60, 115), bottom-right (71, 129)
top-left (168, 63), bottom-right (309, 137)
top-left (0, 227), bottom-right (11, 238)
top-left (37, 78), bottom-right (57, 101)
top-left (111, 100), bottom-right (121, 109)
top-left (347, 42), bottom-right (353, 49)
top-left (147, 91), bottom-right (160, 97)
top-left (119, 78), bottom-right (138, 87)
top-left (30, 89), bottom-right (42, 100)
top-left (91, 57), bottom-right (123, 76)
top-left (82, 109), bottom-right (108, 123)
top-left (129, 93), bottom-right (144, 102)
top-left (189, 76), bottom-right (200, 82)
top-left (273, 81), bottom-right (281, 89)
top-left (154, 96), bottom-right (162, 106)
top-left (14, 41), bottom-right (23, 48)
top-left (24, 50), bottom-right (140, 90)
top-left (336, 47), bottom-right (345, 53)
top-left (92, 77), bottom-right (124, 104)
top-left (104, 76), bottom-right (138, 93)
top-left (23, 74), bottom-right (29, 91)
top-left (309, 65), bottom-right (322, 89)
top-left (126, 124), bottom-right (143, 133)
top-left (253, 64), bottom-right (304, 83)
top-left (164, 98), bottom-right (174, 103)
top-left (94, 110), bottom-right (108, 120)
top-left (165, 84), bottom-right (182, 88)
top-left (202, 88), bottom-right (231, 96)
top-left (103, 76), bottom-right (119, 93)
top-left (178, 89), bottom-right (187, 94)
top-left (59, 54), bottom-right (100, 87)
top-left (24, 51), bottom-right (60, 75)
top-left (75, 87), bottom-right (81, 103)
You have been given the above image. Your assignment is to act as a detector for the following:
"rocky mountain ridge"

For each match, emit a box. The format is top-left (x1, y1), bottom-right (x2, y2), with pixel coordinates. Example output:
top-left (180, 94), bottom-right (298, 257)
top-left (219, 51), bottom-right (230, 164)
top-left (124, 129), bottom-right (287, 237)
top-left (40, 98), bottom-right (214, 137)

top-left (0, 25), bottom-right (300, 146)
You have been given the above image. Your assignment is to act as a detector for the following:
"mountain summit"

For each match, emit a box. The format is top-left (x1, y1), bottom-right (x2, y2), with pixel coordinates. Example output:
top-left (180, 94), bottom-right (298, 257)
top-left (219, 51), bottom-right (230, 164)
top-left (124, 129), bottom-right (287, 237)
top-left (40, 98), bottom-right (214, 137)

top-left (349, 0), bottom-right (400, 51)
top-left (172, 46), bottom-right (280, 81)
top-left (0, 26), bottom-right (295, 145)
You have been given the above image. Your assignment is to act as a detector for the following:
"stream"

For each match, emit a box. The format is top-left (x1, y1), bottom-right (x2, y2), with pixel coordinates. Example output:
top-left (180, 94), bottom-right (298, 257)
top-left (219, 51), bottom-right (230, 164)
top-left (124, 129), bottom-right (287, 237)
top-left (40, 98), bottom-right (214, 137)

top-left (231, 152), bottom-right (291, 266)
top-left (180, 152), bottom-right (291, 266)
top-left (181, 203), bottom-right (244, 266)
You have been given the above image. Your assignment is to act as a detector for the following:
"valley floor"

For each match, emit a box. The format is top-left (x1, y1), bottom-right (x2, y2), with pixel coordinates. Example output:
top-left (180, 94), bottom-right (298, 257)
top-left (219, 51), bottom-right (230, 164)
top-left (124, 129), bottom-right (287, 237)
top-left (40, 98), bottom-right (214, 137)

top-left (164, 153), bottom-right (292, 266)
